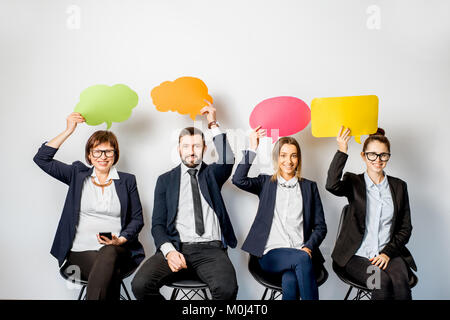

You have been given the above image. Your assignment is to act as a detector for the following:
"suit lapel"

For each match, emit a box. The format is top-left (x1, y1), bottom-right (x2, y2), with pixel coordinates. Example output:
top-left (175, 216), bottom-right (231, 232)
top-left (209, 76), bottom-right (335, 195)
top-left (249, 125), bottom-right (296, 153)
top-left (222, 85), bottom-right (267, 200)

top-left (299, 179), bottom-right (309, 236)
top-left (198, 162), bottom-right (214, 211)
top-left (168, 165), bottom-right (181, 225)
top-left (387, 175), bottom-right (398, 232)
top-left (114, 174), bottom-right (128, 226)
top-left (73, 167), bottom-right (93, 224)
top-left (357, 173), bottom-right (368, 228)
top-left (262, 178), bottom-right (278, 225)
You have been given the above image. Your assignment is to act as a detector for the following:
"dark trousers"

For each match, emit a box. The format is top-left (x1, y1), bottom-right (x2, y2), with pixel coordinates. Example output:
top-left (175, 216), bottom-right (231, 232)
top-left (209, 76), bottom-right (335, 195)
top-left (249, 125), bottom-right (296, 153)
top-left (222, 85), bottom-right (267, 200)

top-left (131, 242), bottom-right (238, 300)
top-left (258, 248), bottom-right (319, 300)
top-left (344, 255), bottom-right (412, 300)
top-left (66, 245), bottom-right (134, 300)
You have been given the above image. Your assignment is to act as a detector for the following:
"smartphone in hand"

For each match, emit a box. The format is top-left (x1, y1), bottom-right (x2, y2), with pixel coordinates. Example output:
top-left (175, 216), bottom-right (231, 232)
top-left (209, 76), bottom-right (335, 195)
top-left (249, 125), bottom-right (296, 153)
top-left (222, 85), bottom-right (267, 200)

top-left (99, 232), bottom-right (112, 240)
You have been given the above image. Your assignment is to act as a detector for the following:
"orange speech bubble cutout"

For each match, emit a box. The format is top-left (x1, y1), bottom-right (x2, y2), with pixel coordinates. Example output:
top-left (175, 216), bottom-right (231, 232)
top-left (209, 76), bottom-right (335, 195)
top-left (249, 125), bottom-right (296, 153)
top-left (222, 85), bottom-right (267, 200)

top-left (151, 76), bottom-right (213, 120)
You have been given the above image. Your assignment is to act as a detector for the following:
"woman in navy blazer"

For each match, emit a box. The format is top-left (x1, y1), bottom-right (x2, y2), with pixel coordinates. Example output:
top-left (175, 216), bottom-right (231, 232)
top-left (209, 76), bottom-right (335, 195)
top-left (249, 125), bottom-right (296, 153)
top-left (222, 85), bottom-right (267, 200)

top-left (33, 112), bottom-right (145, 300)
top-left (232, 127), bottom-right (327, 300)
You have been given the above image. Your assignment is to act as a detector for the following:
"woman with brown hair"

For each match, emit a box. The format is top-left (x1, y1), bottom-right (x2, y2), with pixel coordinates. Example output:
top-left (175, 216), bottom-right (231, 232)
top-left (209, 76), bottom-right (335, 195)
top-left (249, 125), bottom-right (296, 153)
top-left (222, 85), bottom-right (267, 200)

top-left (33, 112), bottom-right (145, 300)
top-left (232, 127), bottom-right (327, 300)
top-left (326, 126), bottom-right (417, 300)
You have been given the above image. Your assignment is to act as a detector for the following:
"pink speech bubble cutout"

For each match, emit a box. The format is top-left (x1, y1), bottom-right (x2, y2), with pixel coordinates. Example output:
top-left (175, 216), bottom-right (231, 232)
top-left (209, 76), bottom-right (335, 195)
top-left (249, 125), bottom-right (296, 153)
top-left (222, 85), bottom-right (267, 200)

top-left (249, 96), bottom-right (311, 143)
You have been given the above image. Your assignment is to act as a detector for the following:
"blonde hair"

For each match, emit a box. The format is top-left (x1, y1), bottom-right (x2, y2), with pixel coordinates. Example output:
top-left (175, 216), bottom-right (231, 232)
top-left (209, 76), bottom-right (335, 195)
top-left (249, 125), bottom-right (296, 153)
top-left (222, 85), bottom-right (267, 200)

top-left (271, 136), bottom-right (302, 181)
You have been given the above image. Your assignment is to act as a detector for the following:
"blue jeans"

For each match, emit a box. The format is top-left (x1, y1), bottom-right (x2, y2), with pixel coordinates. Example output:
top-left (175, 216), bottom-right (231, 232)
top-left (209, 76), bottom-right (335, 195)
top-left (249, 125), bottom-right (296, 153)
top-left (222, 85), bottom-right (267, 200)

top-left (258, 248), bottom-right (318, 300)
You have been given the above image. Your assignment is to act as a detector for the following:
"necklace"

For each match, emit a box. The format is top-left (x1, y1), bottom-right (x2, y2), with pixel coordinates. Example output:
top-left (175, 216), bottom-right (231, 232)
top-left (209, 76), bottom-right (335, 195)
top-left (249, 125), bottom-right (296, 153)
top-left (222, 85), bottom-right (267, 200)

top-left (91, 177), bottom-right (113, 188)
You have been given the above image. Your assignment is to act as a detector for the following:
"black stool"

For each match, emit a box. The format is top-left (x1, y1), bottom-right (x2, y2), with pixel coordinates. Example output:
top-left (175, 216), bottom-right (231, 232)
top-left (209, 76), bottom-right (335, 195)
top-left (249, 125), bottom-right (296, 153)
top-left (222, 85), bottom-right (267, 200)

top-left (59, 260), bottom-right (136, 300)
top-left (248, 254), bottom-right (328, 300)
top-left (165, 273), bottom-right (210, 300)
top-left (333, 205), bottom-right (419, 300)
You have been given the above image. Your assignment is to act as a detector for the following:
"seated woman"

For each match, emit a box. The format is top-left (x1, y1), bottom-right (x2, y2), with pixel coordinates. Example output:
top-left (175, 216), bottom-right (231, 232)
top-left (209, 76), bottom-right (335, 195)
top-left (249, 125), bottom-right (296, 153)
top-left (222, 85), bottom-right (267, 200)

top-left (326, 126), bottom-right (417, 300)
top-left (232, 127), bottom-right (327, 300)
top-left (33, 112), bottom-right (145, 300)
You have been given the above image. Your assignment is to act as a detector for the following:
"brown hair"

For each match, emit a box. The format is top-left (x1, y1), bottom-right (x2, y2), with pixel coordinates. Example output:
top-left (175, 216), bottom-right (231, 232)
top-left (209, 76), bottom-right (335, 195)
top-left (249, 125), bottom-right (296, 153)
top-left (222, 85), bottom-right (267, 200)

top-left (85, 130), bottom-right (119, 165)
top-left (363, 128), bottom-right (390, 152)
top-left (178, 127), bottom-right (205, 145)
top-left (271, 136), bottom-right (302, 181)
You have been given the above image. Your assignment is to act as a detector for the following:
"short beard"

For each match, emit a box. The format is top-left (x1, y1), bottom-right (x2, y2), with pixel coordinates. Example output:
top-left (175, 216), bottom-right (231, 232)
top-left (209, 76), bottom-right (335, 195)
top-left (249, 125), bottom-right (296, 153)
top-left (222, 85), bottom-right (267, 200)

top-left (180, 155), bottom-right (203, 168)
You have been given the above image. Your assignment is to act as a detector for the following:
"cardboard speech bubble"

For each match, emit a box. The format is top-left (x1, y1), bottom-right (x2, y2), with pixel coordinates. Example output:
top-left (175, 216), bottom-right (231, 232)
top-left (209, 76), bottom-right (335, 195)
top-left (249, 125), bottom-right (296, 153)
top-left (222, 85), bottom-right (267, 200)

top-left (151, 76), bottom-right (213, 120)
top-left (311, 95), bottom-right (379, 143)
top-left (74, 84), bottom-right (138, 129)
top-left (249, 96), bottom-right (311, 143)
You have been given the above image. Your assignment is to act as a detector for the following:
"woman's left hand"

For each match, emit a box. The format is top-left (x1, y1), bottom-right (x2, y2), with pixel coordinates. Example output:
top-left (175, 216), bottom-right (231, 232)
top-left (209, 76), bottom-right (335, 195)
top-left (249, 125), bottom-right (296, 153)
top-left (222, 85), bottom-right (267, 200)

top-left (97, 234), bottom-right (127, 246)
top-left (369, 253), bottom-right (390, 270)
top-left (300, 247), bottom-right (312, 259)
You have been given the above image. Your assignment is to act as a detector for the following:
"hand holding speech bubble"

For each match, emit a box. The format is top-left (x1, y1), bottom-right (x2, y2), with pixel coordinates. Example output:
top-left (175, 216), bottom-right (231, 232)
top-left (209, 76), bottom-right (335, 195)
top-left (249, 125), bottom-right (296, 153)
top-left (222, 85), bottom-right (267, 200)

top-left (74, 84), bottom-right (138, 129)
top-left (311, 95), bottom-right (379, 143)
top-left (249, 96), bottom-right (311, 143)
top-left (151, 76), bottom-right (213, 120)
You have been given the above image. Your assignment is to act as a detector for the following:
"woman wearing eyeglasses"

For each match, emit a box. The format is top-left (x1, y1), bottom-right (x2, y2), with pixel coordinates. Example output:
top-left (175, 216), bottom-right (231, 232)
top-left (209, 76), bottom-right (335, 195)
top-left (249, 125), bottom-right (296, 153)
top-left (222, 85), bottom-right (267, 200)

top-left (326, 126), bottom-right (417, 300)
top-left (33, 112), bottom-right (145, 300)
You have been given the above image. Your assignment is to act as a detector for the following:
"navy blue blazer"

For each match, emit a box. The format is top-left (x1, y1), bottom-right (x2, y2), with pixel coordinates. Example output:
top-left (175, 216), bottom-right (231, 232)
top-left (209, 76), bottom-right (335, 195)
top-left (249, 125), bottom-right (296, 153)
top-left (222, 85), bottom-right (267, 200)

top-left (232, 150), bottom-right (327, 272)
top-left (33, 143), bottom-right (145, 267)
top-left (151, 133), bottom-right (237, 251)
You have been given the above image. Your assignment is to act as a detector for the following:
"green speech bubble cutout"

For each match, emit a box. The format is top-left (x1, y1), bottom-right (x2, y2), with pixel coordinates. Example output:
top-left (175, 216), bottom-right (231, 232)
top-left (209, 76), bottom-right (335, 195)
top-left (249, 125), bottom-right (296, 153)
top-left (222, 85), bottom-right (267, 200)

top-left (74, 84), bottom-right (138, 129)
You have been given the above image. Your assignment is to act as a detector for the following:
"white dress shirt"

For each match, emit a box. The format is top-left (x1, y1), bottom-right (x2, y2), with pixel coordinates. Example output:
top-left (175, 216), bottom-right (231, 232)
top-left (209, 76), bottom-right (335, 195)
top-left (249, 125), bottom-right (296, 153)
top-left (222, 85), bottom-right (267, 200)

top-left (160, 127), bottom-right (223, 258)
top-left (71, 167), bottom-right (122, 252)
top-left (355, 172), bottom-right (394, 259)
top-left (263, 175), bottom-right (304, 255)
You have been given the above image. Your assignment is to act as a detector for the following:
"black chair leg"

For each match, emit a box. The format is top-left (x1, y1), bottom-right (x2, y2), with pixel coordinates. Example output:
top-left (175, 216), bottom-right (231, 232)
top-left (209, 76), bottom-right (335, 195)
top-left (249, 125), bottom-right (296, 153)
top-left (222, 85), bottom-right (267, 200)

top-left (201, 289), bottom-right (209, 300)
top-left (121, 281), bottom-right (132, 300)
top-left (78, 285), bottom-right (86, 300)
top-left (170, 288), bottom-right (179, 300)
top-left (344, 286), bottom-right (353, 300)
top-left (269, 290), bottom-right (276, 300)
top-left (261, 288), bottom-right (268, 300)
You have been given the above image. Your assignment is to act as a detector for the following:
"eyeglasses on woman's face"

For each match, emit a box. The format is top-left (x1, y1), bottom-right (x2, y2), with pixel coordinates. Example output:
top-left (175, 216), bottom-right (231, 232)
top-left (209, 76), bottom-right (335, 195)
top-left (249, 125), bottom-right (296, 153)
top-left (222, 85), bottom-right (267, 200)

top-left (91, 149), bottom-right (115, 158)
top-left (364, 152), bottom-right (391, 162)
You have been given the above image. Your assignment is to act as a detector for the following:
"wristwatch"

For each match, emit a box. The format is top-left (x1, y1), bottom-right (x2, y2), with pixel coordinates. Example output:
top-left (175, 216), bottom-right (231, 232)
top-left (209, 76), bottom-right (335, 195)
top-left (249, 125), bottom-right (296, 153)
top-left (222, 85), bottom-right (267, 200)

top-left (208, 120), bottom-right (220, 129)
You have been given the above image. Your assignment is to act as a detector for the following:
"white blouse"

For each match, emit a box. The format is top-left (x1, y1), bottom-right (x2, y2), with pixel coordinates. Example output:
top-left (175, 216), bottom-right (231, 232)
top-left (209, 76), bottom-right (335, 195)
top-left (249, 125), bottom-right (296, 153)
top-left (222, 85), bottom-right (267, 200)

top-left (71, 167), bottom-right (122, 252)
top-left (263, 176), bottom-right (304, 254)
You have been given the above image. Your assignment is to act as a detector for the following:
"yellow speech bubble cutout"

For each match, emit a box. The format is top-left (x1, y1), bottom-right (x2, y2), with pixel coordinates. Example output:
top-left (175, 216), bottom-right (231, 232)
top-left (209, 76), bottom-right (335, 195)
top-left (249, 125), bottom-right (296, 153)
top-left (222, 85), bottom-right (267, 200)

top-left (311, 95), bottom-right (379, 143)
top-left (151, 77), bottom-right (213, 120)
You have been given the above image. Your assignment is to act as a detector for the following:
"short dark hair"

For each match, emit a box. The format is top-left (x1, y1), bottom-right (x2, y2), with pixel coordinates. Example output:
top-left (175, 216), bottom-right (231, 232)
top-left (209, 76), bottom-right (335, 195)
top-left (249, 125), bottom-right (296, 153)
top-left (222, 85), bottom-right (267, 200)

top-left (85, 130), bottom-right (119, 165)
top-left (363, 128), bottom-right (390, 153)
top-left (178, 127), bottom-right (205, 145)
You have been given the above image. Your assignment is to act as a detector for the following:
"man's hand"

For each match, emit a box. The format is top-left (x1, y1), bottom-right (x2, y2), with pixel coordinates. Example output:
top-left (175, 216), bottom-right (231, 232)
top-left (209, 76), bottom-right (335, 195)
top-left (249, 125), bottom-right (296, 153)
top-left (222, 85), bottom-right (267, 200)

top-left (166, 250), bottom-right (188, 272)
top-left (200, 100), bottom-right (217, 125)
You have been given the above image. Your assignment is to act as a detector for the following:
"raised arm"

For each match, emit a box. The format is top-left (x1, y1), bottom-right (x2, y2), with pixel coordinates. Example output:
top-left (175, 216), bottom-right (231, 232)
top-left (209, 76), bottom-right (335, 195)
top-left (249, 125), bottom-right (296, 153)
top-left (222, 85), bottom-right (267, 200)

top-left (200, 102), bottom-right (235, 186)
top-left (325, 126), bottom-right (352, 197)
top-left (231, 126), bottom-right (266, 195)
top-left (33, 112), bottom-right (85, 185)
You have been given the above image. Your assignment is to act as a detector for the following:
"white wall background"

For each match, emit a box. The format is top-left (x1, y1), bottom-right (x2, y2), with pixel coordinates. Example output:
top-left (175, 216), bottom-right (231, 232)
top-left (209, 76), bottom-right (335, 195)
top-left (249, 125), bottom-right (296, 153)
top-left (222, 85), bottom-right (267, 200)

top-left (1, 0), bottom-right (449, 299)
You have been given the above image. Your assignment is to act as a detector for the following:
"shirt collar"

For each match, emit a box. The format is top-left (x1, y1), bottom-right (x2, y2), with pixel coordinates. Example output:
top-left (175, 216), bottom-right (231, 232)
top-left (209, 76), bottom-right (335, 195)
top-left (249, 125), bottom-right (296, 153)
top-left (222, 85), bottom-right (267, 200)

top-left (181, 162), bottom-right (202, 175)
top-left (364, 171), bottom-right (387, 189)
top-left (277, 175), bottom-right (298, 188)
top-left (91, 166), bottom-right (120, 182)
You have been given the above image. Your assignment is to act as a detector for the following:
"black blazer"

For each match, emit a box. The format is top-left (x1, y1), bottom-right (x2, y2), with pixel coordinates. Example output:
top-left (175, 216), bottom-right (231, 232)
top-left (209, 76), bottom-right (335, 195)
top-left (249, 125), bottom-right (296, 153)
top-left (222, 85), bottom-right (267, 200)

top-left (232, 150), bottom-right (327, 274)
top-left (326, 150), bottom-right (417, 271)
top-left (33, 143), bottom-right (145, 267)
top-left (151, 133), bottom-right (237, 251)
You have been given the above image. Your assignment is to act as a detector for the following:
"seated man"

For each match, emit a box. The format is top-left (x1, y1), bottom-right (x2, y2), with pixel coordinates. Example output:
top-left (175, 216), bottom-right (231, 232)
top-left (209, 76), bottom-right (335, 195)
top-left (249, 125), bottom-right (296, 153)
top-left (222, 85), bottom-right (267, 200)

top-left (132, 102), bottom-right (238, 300)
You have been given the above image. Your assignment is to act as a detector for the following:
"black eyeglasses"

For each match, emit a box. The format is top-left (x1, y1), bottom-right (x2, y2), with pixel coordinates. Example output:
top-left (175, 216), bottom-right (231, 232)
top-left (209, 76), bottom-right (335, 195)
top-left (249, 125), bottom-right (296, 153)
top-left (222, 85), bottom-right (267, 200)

top-left (91, 149), bottom-right (115, 158)
top-left (364, 152), bottom-right (391, 162)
